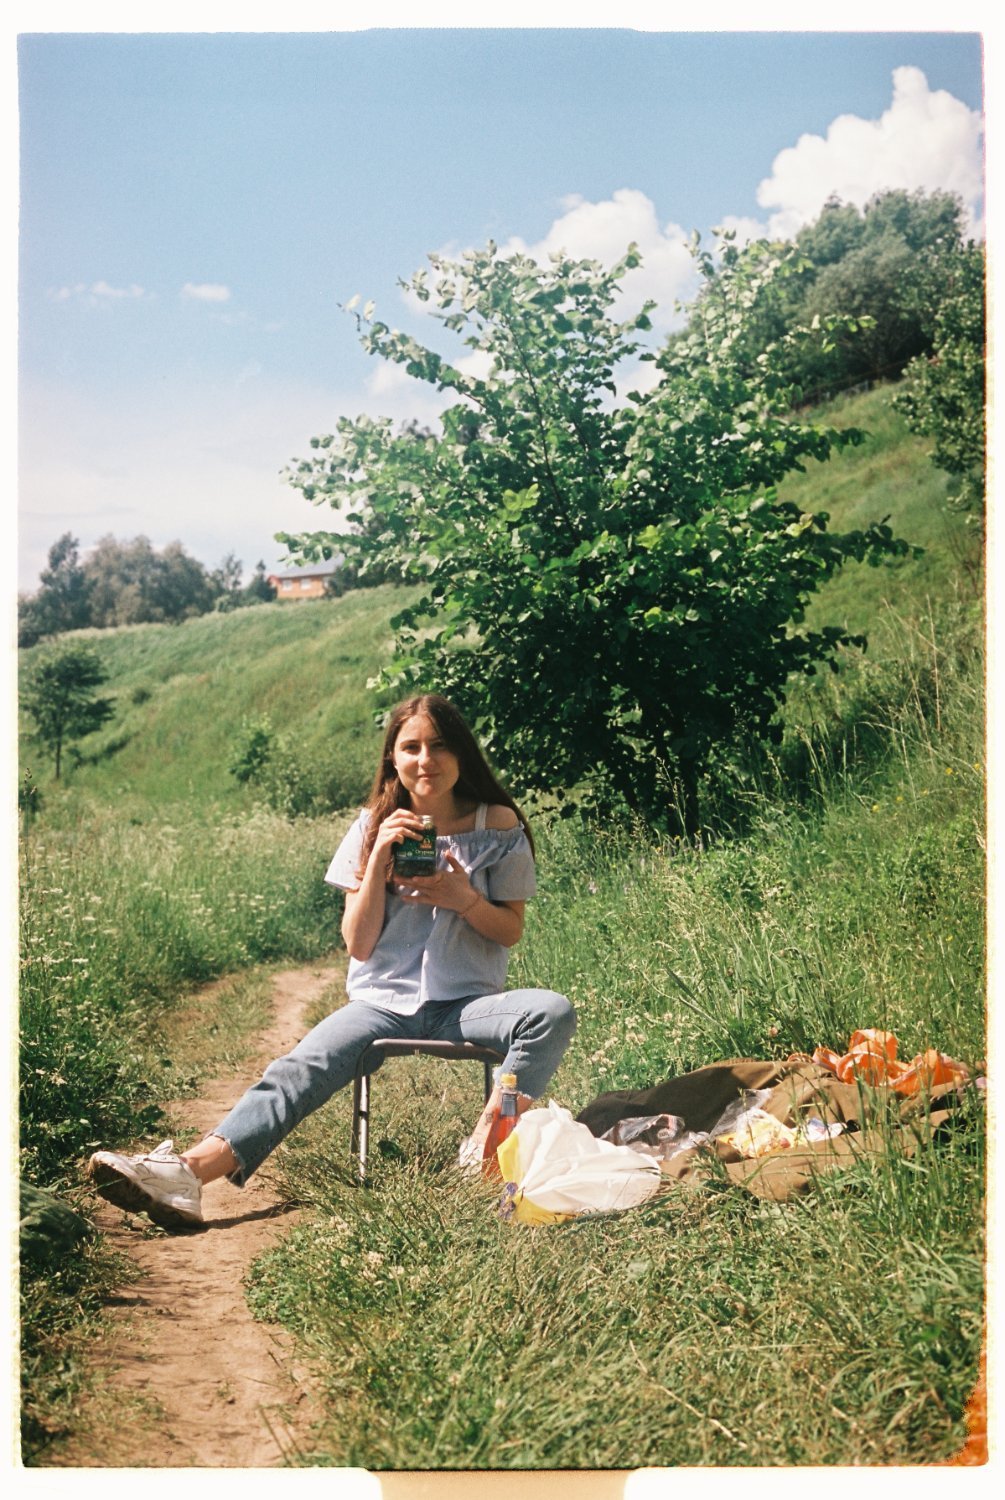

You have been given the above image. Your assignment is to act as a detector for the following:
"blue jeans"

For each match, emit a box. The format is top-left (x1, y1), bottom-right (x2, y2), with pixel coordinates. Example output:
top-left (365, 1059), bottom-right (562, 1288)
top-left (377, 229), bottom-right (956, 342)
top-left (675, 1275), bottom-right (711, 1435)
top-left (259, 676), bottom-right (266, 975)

top-left (211, 989), bottom-right (576, 1184)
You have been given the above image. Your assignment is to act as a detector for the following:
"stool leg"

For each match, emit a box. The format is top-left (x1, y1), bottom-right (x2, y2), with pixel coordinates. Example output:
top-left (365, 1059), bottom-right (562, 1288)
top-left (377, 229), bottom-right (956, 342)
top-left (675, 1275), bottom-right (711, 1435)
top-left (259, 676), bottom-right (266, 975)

top-left (352, 1072), bottom-right (370, 1183)
top-left (483, 1060), bottom-right (493, 1103)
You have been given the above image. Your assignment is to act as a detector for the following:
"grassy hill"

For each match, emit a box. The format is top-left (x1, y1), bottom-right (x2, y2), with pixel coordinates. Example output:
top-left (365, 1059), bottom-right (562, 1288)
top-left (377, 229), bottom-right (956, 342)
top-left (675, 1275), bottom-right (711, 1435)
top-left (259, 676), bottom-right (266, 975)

top-left (19, 382), bottom-right (980, 825)
top-left (18, 582), bottom-right (417, 822)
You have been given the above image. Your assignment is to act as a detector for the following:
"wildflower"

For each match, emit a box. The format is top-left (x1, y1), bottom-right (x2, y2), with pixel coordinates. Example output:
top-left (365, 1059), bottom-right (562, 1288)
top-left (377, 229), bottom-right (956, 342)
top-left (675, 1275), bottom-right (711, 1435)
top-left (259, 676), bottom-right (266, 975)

top-left (945, 767), bottom-right (954, 776)
top-left (871, 803), bottom-right (880, 813)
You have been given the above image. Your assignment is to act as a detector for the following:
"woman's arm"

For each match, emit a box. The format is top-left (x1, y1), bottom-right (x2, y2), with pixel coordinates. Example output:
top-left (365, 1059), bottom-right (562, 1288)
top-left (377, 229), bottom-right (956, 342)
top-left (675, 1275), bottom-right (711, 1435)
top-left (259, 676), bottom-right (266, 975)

top-left (341, 808), bottom-right (426, 960)
top-left (394, 851), bottom-right (526, 947)
top-left (457, 889), bottom-right (525, 947)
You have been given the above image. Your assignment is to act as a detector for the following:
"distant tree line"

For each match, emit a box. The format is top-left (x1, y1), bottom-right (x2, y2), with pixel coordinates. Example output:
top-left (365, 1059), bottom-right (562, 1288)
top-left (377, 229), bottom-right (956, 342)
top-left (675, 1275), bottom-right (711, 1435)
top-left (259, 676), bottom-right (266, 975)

top-left (18, 535), bottom-right (277, 647)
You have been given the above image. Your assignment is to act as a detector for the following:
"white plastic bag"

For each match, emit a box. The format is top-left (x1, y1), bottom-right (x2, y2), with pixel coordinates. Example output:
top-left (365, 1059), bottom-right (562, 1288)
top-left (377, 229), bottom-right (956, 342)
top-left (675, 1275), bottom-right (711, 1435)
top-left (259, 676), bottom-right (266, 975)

top-left (496, 1102), bottom-right (662, 1224)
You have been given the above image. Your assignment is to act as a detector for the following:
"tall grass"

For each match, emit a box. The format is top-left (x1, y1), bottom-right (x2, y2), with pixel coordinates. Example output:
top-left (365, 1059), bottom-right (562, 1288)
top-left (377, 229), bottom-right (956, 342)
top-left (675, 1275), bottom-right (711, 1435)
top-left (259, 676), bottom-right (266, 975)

top-left (513, 609), bottom-right (984, 1102)
top-left (19, 807), bottom-right (350, 1188)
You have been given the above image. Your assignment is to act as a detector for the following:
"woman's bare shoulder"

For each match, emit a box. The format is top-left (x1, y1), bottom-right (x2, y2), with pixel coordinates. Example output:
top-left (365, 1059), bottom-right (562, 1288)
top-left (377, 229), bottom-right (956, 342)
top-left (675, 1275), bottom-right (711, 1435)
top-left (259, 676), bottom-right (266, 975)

top-left (484, 804), bottom-right (520, 830)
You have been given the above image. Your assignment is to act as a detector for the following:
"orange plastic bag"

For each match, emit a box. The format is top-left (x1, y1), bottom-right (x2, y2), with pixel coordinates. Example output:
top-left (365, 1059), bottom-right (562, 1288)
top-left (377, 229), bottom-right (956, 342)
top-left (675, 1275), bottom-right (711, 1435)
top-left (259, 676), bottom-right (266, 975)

top-left (811, 1030), bottom-right (967, 1095)
top-left (892, 1047), bottom-right (968, 1097)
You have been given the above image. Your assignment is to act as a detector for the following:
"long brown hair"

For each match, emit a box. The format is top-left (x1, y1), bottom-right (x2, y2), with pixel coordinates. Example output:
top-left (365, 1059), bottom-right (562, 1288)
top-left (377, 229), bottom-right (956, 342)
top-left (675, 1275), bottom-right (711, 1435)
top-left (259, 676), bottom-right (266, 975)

top-left (356, 693), bottom-right (533, 878)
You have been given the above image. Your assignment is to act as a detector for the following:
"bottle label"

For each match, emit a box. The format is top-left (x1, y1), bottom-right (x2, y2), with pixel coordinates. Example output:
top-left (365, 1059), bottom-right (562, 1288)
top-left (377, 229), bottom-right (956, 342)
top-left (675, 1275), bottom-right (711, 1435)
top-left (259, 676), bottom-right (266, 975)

top-left (394, 829), bottom-right (437, 877)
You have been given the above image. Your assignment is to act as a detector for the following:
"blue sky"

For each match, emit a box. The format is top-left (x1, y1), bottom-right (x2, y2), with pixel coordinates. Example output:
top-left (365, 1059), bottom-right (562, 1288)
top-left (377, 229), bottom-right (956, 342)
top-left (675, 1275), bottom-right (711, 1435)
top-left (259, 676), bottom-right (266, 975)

top-left (15, 9), bottom-right (987, 593)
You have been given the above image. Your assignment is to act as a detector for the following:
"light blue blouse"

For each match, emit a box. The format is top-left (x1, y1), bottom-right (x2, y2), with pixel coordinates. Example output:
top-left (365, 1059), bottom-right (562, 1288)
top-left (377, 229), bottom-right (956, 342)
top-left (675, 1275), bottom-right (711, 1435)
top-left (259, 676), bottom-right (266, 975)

top-left (324, 807), bottom-right (537, 1014)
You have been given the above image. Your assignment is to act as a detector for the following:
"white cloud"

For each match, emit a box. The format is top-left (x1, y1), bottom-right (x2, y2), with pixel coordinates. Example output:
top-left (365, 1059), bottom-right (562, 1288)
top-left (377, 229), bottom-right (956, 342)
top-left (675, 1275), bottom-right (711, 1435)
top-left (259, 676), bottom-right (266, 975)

top-left (757, 66), bottom-right (984, 240)
top-left (92, 280), bottom-right (145, 300)
top-left (181, 282), bottom-right (232, 302)
top-left (47, 280), bottom-right (147, 303)
top-left (499, 188), bottom-right (698, 335)
top-left (455, 349), bottom-right (495, 382)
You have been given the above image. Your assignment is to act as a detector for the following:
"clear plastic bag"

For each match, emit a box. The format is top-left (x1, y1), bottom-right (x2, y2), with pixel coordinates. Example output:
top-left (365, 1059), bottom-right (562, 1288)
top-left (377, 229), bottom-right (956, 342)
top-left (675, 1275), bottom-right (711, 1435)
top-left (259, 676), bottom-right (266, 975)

top-left (600, 1112), bottom-right (686, 1155)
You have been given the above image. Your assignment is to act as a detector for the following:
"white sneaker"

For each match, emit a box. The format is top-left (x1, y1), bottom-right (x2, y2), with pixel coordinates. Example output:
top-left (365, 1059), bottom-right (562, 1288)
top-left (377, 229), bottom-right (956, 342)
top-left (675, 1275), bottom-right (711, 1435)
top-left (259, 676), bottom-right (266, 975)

top-left (87, 1139), bottom-right (203, 1229)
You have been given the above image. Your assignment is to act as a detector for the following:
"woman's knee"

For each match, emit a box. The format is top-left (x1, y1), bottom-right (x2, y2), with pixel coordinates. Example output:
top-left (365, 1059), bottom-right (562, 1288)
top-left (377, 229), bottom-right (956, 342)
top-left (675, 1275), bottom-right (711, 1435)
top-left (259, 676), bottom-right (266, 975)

top-left (527, 988), bottom-right (577, 1039)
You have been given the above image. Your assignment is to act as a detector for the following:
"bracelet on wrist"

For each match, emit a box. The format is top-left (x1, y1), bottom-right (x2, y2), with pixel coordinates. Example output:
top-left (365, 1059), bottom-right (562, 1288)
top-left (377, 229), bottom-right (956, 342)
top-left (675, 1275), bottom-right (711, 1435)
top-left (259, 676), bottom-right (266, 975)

top-left (460, 892), bottom-right (481, 918)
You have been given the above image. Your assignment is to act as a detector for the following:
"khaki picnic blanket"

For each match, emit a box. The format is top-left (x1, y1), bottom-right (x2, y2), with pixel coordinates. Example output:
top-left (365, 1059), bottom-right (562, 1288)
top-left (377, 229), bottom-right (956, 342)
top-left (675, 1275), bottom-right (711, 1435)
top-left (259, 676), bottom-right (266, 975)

top-left (576, 1057), bottom-right (972, 1202)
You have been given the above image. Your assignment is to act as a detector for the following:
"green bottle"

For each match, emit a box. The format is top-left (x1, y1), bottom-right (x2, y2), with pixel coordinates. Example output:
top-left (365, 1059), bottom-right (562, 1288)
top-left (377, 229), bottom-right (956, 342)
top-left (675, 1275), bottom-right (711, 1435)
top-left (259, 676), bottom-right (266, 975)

top-left (394, 814), bottom-right (437, 877)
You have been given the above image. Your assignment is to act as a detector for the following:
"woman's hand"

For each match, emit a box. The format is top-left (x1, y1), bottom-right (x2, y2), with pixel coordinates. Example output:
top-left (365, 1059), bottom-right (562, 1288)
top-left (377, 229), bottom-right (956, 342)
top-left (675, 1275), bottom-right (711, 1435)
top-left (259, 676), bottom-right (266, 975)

top-left (342, 808), bottom-right (427, 960)
top-left (396, 854), bottom-right (525, 947)
top-left (369, 808), bottom-right (427, 872)
top-left (395, 851), bottom-right (476, 912)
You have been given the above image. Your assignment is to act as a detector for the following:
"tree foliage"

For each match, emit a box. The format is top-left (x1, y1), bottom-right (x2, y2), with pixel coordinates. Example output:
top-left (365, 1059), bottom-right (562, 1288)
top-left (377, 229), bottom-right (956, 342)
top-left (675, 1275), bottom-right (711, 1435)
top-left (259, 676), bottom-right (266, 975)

top-left (21, 644), bottom-right (115, 780)
top-left (894, 241), bottom-right (986, 513)
top-left (281, 239), bottom-right (913, 831)
top-left (83, 535), bottom-right (218, 627)
top-left (17, 534), bottom-right (93, 647)
top-left (676, 188), bottom-right (969, 406)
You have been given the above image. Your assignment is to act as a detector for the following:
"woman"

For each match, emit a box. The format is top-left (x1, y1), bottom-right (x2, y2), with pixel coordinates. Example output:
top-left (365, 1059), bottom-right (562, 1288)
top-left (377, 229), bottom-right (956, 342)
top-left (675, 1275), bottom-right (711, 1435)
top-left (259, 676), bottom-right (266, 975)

top-left (88, 693), bottom-right (576, 1228)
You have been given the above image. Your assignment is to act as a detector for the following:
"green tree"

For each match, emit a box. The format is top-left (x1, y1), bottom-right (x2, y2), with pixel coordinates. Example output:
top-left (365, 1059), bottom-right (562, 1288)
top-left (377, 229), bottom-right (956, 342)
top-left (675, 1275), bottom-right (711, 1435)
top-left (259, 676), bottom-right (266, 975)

top-left (22, 644), bottom-right (115, 780)
top-left (859, 186), bottom-right (965, 253)
top-left (281, 241), bottom-right (912, 833)
top-left (800, 232), bottom-right (931, 388)
top-left (894, 241), bottom-right (985, 514)
top-left (244, 560), bottom-right (278, 604)
top-left (83, 535), bottom-right (217, 626)
top-left (794, 196), bottom-right (864, 267)
top-left (210, 550), bottom-right (245, 609)
top-left (18, 533), bottom-right (93, 647)
top-left (680, 190), bottom-right (970, 406)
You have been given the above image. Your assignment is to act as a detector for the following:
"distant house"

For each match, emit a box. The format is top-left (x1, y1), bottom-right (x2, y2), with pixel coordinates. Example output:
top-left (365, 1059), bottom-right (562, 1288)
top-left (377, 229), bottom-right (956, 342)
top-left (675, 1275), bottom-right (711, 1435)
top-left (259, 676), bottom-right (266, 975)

top-left (266, 557), bottom-right (343, 601)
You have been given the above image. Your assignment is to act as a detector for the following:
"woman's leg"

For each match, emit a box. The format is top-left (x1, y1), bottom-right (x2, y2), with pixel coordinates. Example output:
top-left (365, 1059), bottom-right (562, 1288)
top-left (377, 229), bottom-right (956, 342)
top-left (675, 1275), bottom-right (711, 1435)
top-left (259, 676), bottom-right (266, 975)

top-left (88, 1002), bottom-right (408, 1225)
top-left (427, 989), bottom-right (576, 1151)
top-left (428, 988), bottom-right (577, 1101)
top-left (203, 1000), bottom-right (407, 1185)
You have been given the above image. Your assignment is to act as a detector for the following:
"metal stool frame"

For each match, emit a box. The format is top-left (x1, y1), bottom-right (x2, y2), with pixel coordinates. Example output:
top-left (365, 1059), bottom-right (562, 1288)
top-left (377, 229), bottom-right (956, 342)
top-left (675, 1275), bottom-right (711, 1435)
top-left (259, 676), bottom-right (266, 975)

top-left (350, 1038), bottom-right (504, 1182)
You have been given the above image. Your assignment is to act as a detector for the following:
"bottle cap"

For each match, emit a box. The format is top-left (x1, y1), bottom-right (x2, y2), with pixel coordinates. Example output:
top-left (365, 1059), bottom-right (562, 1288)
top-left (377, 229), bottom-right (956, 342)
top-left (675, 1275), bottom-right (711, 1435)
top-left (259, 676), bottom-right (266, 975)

top-left (420, 815), bottom-right (435, 829)
top-left (501, 1073), bottom-right (517, 1088)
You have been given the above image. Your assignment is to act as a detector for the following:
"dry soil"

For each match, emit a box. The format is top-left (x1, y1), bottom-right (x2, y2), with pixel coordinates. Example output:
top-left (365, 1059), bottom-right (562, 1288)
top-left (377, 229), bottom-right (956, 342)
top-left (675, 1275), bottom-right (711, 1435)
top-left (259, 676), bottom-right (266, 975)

top-left (48, 964), bottom-right (340, 1469)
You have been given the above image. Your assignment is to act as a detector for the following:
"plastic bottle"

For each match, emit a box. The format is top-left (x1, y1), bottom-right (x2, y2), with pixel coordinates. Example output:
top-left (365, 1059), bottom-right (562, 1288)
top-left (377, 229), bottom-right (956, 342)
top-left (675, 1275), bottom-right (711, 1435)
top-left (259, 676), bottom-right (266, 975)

top-left (482, 1073), bottom-right (520, 1179)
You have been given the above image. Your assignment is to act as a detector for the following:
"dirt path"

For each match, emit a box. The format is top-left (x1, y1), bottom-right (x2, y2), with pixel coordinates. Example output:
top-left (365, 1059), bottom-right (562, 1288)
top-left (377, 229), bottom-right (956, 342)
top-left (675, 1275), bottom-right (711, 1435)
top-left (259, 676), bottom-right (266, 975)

top-left (50, 964), bottom-right (340, 1469)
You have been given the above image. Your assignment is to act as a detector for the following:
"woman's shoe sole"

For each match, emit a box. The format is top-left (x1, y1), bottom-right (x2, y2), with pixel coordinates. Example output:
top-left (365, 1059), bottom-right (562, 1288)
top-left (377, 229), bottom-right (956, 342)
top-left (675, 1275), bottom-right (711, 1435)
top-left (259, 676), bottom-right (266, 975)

top-left (88, 1159), bottom-right (204, 1231)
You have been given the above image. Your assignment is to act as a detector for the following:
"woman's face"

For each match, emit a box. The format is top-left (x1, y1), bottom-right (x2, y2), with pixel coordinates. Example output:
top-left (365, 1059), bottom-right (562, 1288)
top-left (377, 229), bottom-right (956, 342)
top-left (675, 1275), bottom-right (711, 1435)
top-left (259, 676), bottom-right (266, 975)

top-left (391, 713), bottom-right (461, 802)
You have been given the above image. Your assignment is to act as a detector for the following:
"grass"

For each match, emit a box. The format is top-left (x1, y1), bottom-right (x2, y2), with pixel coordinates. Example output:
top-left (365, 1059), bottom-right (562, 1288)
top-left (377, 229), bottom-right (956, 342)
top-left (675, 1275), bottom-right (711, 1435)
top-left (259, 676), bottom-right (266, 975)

top-left (19, 808), bottom-right (352, 1188)
top-left (248, 1052), bottom-right (983, 1467)
top-left (18, 383), bottom-right (985, 1466)
top-left (20, 1224), bottom-right (139, 1459)
top-left (238, 594), bottom-right (983, 1468)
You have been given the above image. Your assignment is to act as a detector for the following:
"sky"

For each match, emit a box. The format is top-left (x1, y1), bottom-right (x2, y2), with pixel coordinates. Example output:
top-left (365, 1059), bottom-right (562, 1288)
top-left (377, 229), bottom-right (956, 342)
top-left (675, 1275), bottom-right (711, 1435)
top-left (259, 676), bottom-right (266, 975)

top-left (14, 7), bottom-right (988, 595)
